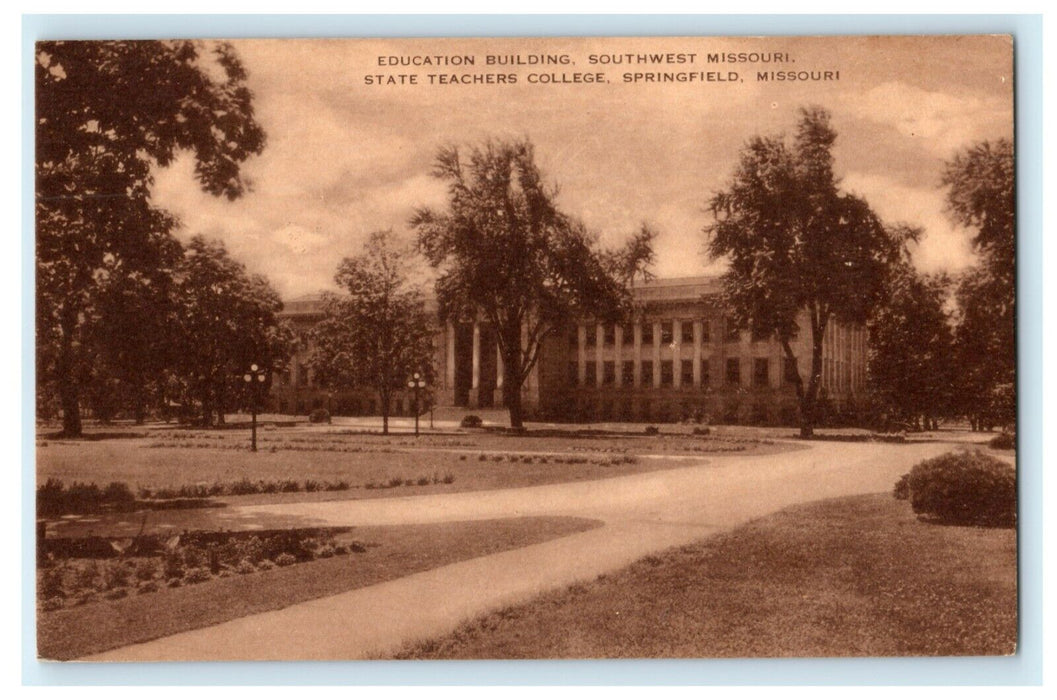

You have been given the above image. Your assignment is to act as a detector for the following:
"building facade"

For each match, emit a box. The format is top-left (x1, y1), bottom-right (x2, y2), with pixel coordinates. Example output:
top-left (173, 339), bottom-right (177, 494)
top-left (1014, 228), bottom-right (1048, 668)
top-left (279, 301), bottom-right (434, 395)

top-left (273, 276), bottom-right (869, 425)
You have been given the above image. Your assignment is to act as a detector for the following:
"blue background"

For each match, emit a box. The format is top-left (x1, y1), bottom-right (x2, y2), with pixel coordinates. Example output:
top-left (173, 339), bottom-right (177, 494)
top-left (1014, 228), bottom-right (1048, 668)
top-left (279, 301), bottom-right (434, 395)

top-left (21, 13), bottom-right (1044, 686)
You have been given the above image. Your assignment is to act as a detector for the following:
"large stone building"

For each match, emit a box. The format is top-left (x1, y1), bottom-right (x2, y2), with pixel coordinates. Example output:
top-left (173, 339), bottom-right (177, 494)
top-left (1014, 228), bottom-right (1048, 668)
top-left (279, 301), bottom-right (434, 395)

top-left (271, 276), bottom-right (868, 425)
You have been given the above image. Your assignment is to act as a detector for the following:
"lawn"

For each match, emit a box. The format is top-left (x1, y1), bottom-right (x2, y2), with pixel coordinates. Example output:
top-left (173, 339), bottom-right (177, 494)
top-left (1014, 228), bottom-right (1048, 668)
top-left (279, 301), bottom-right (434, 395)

top-left (37, 424), bottom-right (795, 508)
top-left (395, 494), bottom-right (1017, 658)
top-left (38, 515), bottom-right (600, 660)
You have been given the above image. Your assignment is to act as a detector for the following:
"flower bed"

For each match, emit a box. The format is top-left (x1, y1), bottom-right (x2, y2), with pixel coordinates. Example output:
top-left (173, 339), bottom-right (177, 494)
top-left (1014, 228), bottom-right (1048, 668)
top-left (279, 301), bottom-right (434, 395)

top-left (37, 527), bottom-right (364, 612)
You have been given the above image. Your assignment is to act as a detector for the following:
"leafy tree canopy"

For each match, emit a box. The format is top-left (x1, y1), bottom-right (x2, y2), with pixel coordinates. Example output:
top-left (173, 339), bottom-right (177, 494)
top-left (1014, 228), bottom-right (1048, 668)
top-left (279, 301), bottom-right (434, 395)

top-left (412, 138), bottom-right (654, 428)
top-left (35, 40), bottom-right (266, 435)
top-left (311, 231), bottom-right (435, 435)
top-left (705, 106), bottom-right (909, 436)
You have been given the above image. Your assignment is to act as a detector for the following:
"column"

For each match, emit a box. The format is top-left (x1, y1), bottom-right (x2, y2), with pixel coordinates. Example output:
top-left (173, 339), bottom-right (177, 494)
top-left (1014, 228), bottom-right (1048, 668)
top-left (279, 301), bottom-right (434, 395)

top-left (692, 320), bottom-right (703, 387)
top-left (577, 323), bottom-right (587, 385)
top-left (445, 322), bottom-right (456, 390)
top-left (672, 320), bottom-right (682, 389)
top-left (633, 321), bottom-right (643, 387)
top-left (652, 321), bottom-right (662, 388)
top-left (471, 322), bottom-right (480, 390)
top-left (614, 325), bottom-right (624, 387)
top-left (496, 345), bottom-right (504, 388)
top-left (595, 323), bottom-right (604, 386)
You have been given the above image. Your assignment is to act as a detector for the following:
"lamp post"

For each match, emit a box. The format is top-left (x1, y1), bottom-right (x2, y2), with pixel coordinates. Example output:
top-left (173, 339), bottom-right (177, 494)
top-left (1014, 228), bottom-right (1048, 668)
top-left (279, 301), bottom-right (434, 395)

top-left (407, 372), bottom-right (426, 437)
top-left (243, 364), bottom-right (267, 452)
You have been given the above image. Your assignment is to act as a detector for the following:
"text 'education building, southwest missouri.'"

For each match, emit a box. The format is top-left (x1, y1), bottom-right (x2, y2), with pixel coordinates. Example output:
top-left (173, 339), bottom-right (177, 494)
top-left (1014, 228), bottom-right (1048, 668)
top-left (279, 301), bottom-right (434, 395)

top-left (271, 275), bottom-right (868, 426)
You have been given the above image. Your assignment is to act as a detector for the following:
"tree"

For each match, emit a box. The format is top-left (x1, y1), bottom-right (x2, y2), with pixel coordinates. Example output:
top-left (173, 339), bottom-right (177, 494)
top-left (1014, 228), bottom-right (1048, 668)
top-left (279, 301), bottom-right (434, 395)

top-left (36, 40), bottom-right (266, 435)
top-left (866, 264), bottom-right (956, 430)
top-left (705, 107), bottom-right (908, 437)
top-left (310, 231), bottom-right (436, 435)
top-left (941, 139), bottom-right (1015, 430)
top-left (173, 237), bottom-right (292, 427)
top-left (412, 139), bottom-right (655, 429)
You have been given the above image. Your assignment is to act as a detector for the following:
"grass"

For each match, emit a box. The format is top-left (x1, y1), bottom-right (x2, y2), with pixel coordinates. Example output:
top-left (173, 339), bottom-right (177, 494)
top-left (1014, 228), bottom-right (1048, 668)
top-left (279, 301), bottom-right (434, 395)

top-left (37, 515), bottom-right (601, 660)
top-left (37, 427), bottom-right (794, 511)
top-left (395, 494), bottom-right (1017, 659)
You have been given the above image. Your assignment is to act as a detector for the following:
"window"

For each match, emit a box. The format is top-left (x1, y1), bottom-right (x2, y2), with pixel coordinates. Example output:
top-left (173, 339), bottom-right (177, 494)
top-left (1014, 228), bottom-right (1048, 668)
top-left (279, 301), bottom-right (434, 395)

top-left (603, 325), bottom-right (616, 346)
top-left (585, 361), bottom-right (596, 387)
top-left (700, 358), bottom-right (711, 386)
top-left (681, 359), bottom-right (694, 386)
top-left (298, 364), bottom-right (309, 386)
top-left (726, 358), bottom-right (741, 385)
top-left (660, 321), bottom-right (674, 345)
top-left (783, 357), bottom-right (799, 384)
top-left (681, 321), bottom-right (694, 344)
top-left (660, 360), bottom-right (674, 386)
top-left (701, 320), bottom-right (711, 343)
top-left (568, 328), bottom-right (579, 349)
top-left (621, 360), bottom-right (635, 386)
top-left (603, 361), bottom-right (615, 385)
top-left (725, 319), bottom-right (741, 343)
top-left (622, 323), bottom-right (635, 345)
top-left (642, 323), bottom-right (654, 345)
top-left (641, 361), bottom-right (654, 386)
top-left (567, 362), bottom-right (578, 386)
top-left (753, 358), bottom-right (770, 387)
top-left (585, 325), bottom-right (597, 347)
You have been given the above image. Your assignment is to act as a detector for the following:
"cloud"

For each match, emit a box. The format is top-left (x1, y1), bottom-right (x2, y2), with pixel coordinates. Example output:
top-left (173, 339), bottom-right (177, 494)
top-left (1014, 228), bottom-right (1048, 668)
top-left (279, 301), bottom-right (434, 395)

top-left (836, 81), bottom-right (1011, 159)
top-left (842, 171), bottom-right (978, 274)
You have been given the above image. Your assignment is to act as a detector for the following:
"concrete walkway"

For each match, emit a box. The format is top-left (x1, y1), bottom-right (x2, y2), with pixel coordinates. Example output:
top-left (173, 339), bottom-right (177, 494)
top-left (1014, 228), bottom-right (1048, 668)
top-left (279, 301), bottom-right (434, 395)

top-left (85, 439), bottom-right (962, 661)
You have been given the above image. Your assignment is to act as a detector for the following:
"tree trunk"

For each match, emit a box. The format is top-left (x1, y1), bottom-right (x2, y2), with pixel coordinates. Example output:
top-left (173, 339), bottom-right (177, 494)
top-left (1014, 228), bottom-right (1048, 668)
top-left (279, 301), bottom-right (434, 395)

top-left (504, 381), bottom-right (523, 430)
top-left (799, 319), bottom-right (826, 439)
top-left (56, 309), bottom-right (83, 437)
top-left (58, 372), bottom-right (82, 437)
top-left (500, 331), bottom-right (525, 431)
top-left (380, 390), bottom-right (389, 435)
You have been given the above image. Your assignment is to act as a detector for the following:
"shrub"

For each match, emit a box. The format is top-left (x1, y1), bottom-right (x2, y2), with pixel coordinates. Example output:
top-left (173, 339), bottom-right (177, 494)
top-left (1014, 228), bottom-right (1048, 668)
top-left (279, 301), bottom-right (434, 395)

top-left (275, 553), bottom-right (297, 567)
top-left (317, 544), bottom-right (335, 558)
top-left (989, 432), bottom-right (1016, 450)
top-left (309, 408), bottom-right (331, 424)
top-left (138, 580), bottom-right (159, 595)
top-left (41, 596), bottom-right (65, 612)
top-left (460, 415), bottom-right (483, 429)
top-left (333, 544), bottom-right (349, 555)
top-left (104, 588), bottom-right (129, 600)
top-left (644, 426), bottom-right (660, 435)
top-left (166, 578), bottom-right (183, 588)
top-left (896, 450), bottom-right (1016, 527)
top-left (183, 567), bottom-right (211, 584)
top-left (441, 473), bottom-right (455, 484)
top-left (103, 560), bottom-right (133, 590)
top-left (692, 426), bottom-right (711, 436)
top-left (304, 479), bottom-right (321, 492)
top-left (236, 559), bottom-right (257, 575)
top-left (39, 564), bottom-right (67, 599)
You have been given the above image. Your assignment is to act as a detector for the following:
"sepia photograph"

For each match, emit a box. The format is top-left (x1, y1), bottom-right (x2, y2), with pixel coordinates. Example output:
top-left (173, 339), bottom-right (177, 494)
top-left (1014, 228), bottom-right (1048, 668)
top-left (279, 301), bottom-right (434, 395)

top-left (33, 34), bottom-right (1017, 663)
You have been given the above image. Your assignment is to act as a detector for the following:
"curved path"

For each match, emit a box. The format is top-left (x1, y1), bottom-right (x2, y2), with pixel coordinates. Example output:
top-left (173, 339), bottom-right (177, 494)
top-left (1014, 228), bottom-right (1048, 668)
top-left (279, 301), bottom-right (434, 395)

top-left (85, 439), bottom-right (964, 661)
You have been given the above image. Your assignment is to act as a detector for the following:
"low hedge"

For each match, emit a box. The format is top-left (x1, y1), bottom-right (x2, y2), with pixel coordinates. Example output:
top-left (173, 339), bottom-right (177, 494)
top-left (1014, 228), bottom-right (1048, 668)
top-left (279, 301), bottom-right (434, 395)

top-left (893, 450), bottom-right (1016, 527)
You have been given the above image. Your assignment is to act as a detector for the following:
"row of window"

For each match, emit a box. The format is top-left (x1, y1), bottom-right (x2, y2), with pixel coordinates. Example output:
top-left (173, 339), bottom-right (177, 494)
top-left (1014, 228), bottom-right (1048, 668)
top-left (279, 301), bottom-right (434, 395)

top-left (570, 357), bottom-right (799, 389)
top-left (570, 318), bottom-right (772, 349)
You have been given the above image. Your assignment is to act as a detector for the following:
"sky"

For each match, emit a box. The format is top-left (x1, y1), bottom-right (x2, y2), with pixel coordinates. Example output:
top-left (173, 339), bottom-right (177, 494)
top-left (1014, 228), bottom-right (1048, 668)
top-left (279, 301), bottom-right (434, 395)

top-left (151, 35), bottom-right (1014, 299)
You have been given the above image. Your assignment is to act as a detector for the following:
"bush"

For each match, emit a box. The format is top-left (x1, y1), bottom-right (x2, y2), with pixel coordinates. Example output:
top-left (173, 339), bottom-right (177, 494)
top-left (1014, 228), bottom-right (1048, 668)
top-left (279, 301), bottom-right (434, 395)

top-left (236, 559), bottom-right (257, 575)
top-left (309, 408), bottom-right (331, 424)
top-left (644, 426), bottom-right (660, 435)
top-left (137, 580), bottom-right (159, 595)
top-left (183, 567), bottom-right (211, 584)
top-left (460, 415), bottom-right (483, 429)
top-left (275, 553), bottom-right (297, 567)
top-left (895, 450), bottom-right (1016, 527)
top-left (317, 544), bottom-right (335, 558)
top-left (989, 432), bottom-right (1016, 450)
top-left (41, 596), bottom-right (65, 612)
